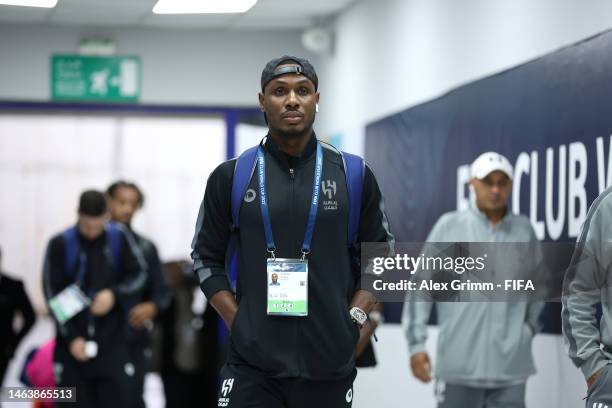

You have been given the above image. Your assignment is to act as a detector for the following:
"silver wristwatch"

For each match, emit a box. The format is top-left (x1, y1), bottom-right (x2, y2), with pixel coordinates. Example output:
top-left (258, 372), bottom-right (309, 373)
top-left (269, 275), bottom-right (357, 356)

top-left (349, 307), bottom-right (367, 327)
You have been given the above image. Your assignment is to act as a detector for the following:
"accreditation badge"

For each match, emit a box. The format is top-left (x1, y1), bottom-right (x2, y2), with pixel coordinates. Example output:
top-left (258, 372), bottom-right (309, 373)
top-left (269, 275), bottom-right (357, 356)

top-left (266, 258), bottom-right (308, 316)
top-left (48, 284), bottom-right (91, 324)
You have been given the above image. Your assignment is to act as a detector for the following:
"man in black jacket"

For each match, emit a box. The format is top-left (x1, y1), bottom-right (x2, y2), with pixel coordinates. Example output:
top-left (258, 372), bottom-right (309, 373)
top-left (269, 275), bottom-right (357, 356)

top-left (43, 190), bottom-right (147, 408)
top-left (191, 55), bottom-right (394, 408)
top-left (107, 180), bottom-right (171, 408)
top-left (0, 246), bottom-right (36, 385)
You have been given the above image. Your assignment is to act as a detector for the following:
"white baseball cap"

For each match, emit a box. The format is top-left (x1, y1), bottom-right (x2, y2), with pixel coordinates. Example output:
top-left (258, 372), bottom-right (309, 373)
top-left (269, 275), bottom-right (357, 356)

top-left (471, 152), bottom-right (513, 180)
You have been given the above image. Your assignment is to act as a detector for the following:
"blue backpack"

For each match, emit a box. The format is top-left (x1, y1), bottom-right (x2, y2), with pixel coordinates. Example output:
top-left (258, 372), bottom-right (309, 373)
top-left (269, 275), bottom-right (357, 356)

top-left (218, 143), bottom-right (365, 343)
top-left (62, 222), bottom-right (123, 286)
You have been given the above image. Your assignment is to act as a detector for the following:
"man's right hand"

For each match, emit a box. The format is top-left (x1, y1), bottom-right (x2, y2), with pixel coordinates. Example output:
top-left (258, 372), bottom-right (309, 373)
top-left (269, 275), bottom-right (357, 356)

top-left (69, 337), bottom-right (89, 362)
top-left (209, 290), bottom-right (239, 331)
top-left (90, 289), bottom-right (115, 316)
top-left (410, 351), bottom-right (432, 383)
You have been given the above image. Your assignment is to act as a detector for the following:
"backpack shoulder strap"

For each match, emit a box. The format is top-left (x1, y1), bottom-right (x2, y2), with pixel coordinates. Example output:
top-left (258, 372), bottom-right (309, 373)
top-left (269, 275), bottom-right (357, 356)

top-left (105, 222), bottom-right (123, 274)
top-left (341, 151), bottom-right (365, 246)
top-left (231, 145), bottom-right (259, 229)
top-left (62, 226), bottom-right (79, 278)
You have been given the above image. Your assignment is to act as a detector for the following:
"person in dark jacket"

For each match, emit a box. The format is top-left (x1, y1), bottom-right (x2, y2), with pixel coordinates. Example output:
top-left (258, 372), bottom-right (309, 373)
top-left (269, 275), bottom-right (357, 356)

top-left (191, 55), bottom-right (394, 408)
top-left (157, 261), bottom-right (218, 408)
top-left (107, 180), bottom-right (171, 408)
top-left (42, 190), bottom-right (147, 408)
top-left (0, 246), bottom-right (36, 385)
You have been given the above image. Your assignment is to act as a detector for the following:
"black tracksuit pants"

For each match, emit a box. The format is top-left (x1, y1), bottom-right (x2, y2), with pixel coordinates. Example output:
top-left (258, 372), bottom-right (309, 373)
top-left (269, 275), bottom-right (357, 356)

top-left (54, 343), bottom-right (135, 408)
top-left (217, 364), bottom-right (357, 408)
top-left (127, 341), bottom-right (148, 408)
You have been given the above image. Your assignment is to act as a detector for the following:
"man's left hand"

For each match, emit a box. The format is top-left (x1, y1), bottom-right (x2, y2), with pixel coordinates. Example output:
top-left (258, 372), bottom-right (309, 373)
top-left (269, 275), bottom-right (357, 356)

top-left (129, 301), bottom-right (158, 328)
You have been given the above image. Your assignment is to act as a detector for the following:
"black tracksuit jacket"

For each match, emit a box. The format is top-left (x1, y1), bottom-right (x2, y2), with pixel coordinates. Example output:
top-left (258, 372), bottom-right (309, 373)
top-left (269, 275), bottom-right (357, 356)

top-left (43, 226), bottom-right (147, 354)
top-left (191, 135), bottom-right (394, 380)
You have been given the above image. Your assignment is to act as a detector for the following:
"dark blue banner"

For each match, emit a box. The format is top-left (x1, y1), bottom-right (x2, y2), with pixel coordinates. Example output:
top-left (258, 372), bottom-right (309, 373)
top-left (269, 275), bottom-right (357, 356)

top-left (366, 29), bottom-right (612, 330)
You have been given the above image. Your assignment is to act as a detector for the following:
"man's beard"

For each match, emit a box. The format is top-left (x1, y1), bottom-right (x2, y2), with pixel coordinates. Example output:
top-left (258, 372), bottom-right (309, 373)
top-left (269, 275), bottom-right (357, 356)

top-left (269, 114), bottom-right (315, 139)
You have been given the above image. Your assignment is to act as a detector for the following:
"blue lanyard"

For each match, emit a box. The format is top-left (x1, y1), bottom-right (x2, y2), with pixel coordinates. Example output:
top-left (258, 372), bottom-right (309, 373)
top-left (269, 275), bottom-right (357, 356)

top-left (257, 141), bottom-right (323, 259)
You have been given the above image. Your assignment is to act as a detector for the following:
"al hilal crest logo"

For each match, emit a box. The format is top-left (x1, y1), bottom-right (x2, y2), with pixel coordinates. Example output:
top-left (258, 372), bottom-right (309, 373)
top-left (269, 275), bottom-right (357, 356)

top-left (322, 180), bottom-right (337, 199)
top-left (218, 378), bottom-right (234, 407)
top-left (321, 180), bottom-right (338, 210)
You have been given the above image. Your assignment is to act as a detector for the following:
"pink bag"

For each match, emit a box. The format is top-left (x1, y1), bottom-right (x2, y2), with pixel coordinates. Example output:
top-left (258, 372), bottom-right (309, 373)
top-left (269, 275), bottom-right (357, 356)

top-left (25, 339), bottom-right (56, 408)
top-left (25, 339), bottom-right (56, 388)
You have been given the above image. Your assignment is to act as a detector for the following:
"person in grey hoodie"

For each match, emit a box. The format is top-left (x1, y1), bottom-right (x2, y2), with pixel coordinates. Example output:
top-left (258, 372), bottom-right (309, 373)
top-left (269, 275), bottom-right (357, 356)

top-left (404, 152), bottom-right (543, 408)
top-left (563, 185), bottom-right (612, 407)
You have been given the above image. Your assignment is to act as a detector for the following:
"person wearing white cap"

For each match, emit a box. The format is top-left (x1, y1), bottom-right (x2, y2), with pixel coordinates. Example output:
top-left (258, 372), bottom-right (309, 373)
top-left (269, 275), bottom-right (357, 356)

top-left (469, 152), bottom-right (516, 226)
top-left (404, 152), bottom-right (543, 407)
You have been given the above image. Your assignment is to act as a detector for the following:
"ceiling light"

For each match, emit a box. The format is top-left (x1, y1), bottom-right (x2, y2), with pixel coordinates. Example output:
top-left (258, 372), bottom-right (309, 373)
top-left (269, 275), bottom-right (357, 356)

top-left (153, 0), bottom-right (257, 14)
top-left (0, 0), bottom-right (58, 7)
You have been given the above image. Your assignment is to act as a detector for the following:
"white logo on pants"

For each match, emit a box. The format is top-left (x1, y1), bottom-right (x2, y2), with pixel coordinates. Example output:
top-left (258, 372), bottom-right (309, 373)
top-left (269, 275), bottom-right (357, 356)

top-left (345, 388), bottom-right (353, 403)
top-left (221, 378), bottom-right (234, 397)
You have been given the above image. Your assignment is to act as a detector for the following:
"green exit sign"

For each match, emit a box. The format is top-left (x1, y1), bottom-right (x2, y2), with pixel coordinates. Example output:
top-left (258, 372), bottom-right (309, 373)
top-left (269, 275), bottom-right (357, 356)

top-left (51, 55), bottom-right (140, 102)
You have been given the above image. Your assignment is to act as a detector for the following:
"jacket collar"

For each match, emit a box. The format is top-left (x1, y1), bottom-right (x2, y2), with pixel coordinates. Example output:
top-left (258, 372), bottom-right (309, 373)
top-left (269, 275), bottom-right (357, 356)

top-left (264, 132), bottom-right (317, 169)
top-left (75, 225), bottom-right (106, 247)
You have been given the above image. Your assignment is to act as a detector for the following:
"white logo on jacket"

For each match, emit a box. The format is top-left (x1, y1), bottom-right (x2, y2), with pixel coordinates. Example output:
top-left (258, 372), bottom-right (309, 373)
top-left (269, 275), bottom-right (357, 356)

top-left (321, 180), bottom-right (338, 211)
top-left (322, 180), bottom-right (337, 199)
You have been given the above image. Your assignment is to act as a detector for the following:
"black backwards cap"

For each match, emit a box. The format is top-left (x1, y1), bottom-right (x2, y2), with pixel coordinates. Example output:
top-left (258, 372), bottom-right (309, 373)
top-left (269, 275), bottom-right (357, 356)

top-left (260, 55), bottom-right (318, 92)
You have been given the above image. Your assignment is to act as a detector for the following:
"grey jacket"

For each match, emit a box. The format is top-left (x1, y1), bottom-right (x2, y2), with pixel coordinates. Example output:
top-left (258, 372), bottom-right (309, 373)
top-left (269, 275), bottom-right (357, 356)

top-left (562, 186), bottom-right (612, 381)
top-left (404, 208), bottom-right (543, 386)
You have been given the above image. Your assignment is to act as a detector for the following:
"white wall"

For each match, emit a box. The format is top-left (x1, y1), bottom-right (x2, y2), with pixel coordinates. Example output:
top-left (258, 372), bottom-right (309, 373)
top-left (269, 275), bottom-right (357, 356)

top-left (236, 123), bottom-right (269, 155)
top-left (0, 24), bottom-right (318, 106)
top-left (317, 0), bottom-right (612, 137)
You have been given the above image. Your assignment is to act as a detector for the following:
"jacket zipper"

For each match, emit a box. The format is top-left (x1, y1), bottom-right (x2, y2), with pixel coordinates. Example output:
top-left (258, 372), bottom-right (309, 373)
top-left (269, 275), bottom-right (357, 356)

top-left (289, 168), bottom-right (295, 252)
top-left (290, 166), bottom-right (296, 252)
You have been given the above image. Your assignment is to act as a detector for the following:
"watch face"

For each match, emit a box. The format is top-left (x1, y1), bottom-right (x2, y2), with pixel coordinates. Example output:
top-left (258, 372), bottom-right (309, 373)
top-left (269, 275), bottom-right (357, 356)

top-left (351, 308), bottom-right (367, 324)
